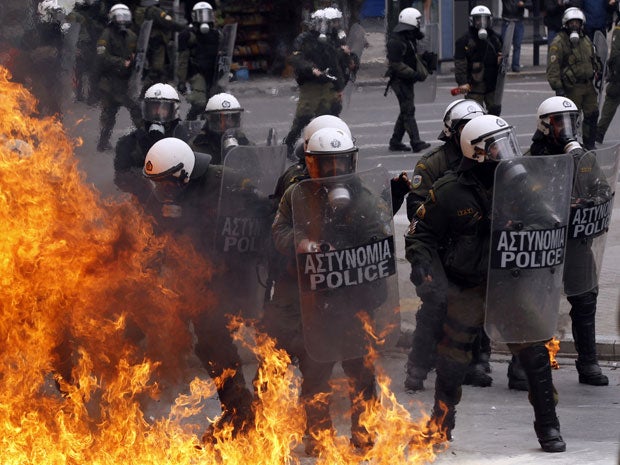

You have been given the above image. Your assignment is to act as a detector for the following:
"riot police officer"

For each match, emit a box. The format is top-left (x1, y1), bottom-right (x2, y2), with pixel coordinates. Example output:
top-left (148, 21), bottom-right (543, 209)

top-left (406, 115), bottom-right (566, 453)
top-left (385, 7), bottom-right (431, 153)
top-left (282, 9), bottom-right (345, 157)
top-left (267, 127), bottom-right (395, 456)
top-left (179, 1), bottom-right (221, 120)
top-left (96, 3), bottom-right (143, 152)
top-left (142, 137), bottom-right (257, 442)
top-left (114, 82), bottom-right (189, 202)
top-left (190, 92), bottom-right (251, 165)
top-left (453, 5), bottom-right (504, 116)
top-left (597, 7), bottom-right (620, 144)
top-left (404, 98), bottom-right (489, 392)
top-left (547, 7), bottom-right (601, 149)
top-left (527, 96), bottom-right (610, 386)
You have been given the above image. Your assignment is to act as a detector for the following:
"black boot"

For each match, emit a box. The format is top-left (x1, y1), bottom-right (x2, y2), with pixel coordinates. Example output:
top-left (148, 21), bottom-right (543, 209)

top-left (463, 333), bottom-right (492, 387)
top-left (404, 365), bottom-right (427, 392)
top-left (519, 345), bottom-right (566, 453)
top-left (430, 357), bottom-right (467, 441)
top-left (411, 140), bottom-right (431, 152)
top-left (202, 372), bottom-right (254, 443)
top-left (569, 293), bottom-right (609, 386)
top-left (389, 140), bottom-right (411, 151)
top-left (507, 354), bottom-right (528, 391)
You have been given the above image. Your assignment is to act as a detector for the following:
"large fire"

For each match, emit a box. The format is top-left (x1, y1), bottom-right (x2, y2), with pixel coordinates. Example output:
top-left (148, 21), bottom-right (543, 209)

top-left (0, 66), bottom-right (446, 463)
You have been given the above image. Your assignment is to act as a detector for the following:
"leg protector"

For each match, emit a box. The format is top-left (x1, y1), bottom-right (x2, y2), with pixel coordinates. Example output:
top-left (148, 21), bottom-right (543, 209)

top-left (519, 345), bottom-right (566, 453)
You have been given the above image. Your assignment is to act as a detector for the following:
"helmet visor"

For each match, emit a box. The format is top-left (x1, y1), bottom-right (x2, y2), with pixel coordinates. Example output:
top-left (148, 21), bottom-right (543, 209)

top-left (206, 111), bottom-right (241, 133)
top-left (148, 178), bottom-right (186, 204)
top-left (112, 10), bottom-right (132, 25)
top-left (192, 8), bottom-right (214, 24)
top-left (473, 130), bottom-right (521, 162)
top-left (305, 150), bottom-right (358, 178)
top-left (548, 112), bottom-right (579, 143)
top-left (142, 99), bottom-right (177, 123)
top-left (473, 15), bottom-right (490, 29)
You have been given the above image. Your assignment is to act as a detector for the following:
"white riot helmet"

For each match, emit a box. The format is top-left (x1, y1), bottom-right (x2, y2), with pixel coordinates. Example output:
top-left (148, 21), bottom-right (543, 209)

top-left (192, 1), bottom-right (215, 33)
top-left (536, 96), bottom-right (580, 149)
top-left (393, 7), bottom-right (422, 32)
top-left (109, 3), bottom-right (132, 26)
top-left (37, 0), bottom-right (65, 23)
top-left (460, 115), bottom-right (522, 163)
top-left (143, 137), bottom-right (195, 188)
top-left (323, 7), bottom-right (345, 40)
top-left (469, 5), bottom-right (492, 39)
top-left (562, 7), bottom-right (586, 28)
top-left (204, 93), bottom-right (243, 133)
top-left (440, 99), bottom-right (486, 141)
top-left (142, 83), bottom-right (180, 124)
top-left (303, 115), bottom-right (352, 147)
top-left (305, 127), bottom-right (358, 179)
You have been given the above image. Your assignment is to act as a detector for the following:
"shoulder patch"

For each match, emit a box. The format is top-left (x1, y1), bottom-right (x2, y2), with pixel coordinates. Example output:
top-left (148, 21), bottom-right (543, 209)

top-left (550, 55), bottom-right (557, 63)
top-left (416, 162), bottom-right (427, 171)
top-left (411, 174), bottom-right (422, 188)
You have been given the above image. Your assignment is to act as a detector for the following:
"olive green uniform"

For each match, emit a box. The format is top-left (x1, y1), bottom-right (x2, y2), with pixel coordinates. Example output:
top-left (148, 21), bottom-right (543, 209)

top-left (96, 25), bottom-right (143, 151)
top-left (405, 164), bottom-right (564, 448)
top-left (547, 30), bottom-right (600, 149)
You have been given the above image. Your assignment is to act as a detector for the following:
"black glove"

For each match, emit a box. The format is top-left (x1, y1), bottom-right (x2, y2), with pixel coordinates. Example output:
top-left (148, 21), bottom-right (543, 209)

top-left (390, 172), bottom-right (412, 198)
top-left (410, 262), bottom-right (432, 286)
top-left (555, 88), bottom-right (566, 97)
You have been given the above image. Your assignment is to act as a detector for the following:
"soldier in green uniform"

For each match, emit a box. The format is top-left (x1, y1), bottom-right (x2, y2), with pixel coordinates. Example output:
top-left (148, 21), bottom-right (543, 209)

top-left (597, 12), bottom-right (620, 144)
top-left (403, 98), bottom-right (491, 392)
top-left (96, 3), bottom-right (143, 152)
top-left (282, 9), bottom-right (345, 158)
top-left (406, 115), bottom-right (566, 453)
top-left (547, 7), bottom-right (601, 149)
top-left (133, 0), bottom-right (187, 91)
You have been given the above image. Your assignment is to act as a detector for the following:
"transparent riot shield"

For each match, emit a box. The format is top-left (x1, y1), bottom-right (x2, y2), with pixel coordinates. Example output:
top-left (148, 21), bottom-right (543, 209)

top-left (129, 19), bottom-right (153, 102)
top-left (213, 23), bottom-right (237, 91)
top-left (495, 20), bottom-right (515, 106)
top-left (485, 155), bottom-right (573, 343)
top-left (214, 145), bottom-right (287, 319)
top-left (415, 22), bottom-right (439, 104)
top-left (60, 21), bottom-right (80, 110)
top-left (292, 167), bottom-right (401, 362)
top-left (564, 145), bottom-right (620, 296)
top-left (343, 22), bottom-right (366, 109)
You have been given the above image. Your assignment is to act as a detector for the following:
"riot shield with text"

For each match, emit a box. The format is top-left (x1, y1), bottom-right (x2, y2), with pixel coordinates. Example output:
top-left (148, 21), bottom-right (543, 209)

top-left (292, 167), bottom-right (401, 362)
top-left (485, 155), bottom-right (573, 343)
top-left (564, 145), bottom-right (620, 296)
top-left (415, 22), bottom-right (439, 104)
top-left (214, 145), bottom-right (287, 319)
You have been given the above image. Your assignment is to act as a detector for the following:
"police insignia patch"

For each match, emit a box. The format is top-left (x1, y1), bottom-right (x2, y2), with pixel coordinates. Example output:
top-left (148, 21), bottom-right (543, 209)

top-left (412, 175), bottom-right (422, 188)
top-left (550, 55), bottom-right (557, 63)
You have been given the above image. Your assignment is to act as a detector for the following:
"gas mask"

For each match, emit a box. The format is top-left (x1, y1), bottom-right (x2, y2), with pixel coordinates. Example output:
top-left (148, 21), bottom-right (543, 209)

top-left (148, 122), bottom-right (165, 137)
top-left (222, 132), bottom-right (239, 151)
top-left (478, 28), bottom-right (488, 40)
top-left (569, 31), bottom-right (579, 45)
top-left (473, 15), bottom-right (490, 40)
top-left (327, 184), bottom-right (351, 209)
top-left (199, 23), bottom-right (210, 33)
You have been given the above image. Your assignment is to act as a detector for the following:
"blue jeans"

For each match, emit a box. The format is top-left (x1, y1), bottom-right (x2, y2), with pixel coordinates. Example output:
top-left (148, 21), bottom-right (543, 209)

top-left (502, 20), bottom-right (524, 70)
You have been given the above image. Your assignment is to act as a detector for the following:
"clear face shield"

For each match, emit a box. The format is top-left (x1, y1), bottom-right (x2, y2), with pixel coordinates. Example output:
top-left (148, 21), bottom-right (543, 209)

top-left (472, 130), bottom-right (522, 163)
top-left (545, 112), bottom-right (579, 145)
top-left (473, 15), bottom-right (490, 30)
top-left (112, 10), bottom-right (132, 27)
top-left (305, 150), bottom-right (358, 179)
top-left (192, 7), bottom-right (214, 24)
top-left (142, 99), bottom-right (177, 123)
top-left (205, 111), bottom-right (241, 133)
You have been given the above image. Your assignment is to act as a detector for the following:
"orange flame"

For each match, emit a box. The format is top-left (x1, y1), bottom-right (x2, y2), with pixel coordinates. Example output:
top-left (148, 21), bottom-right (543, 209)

top-left (0, 65), bottom-right (447, 463)
top-left (546, 337), bottom-right (560, 369)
